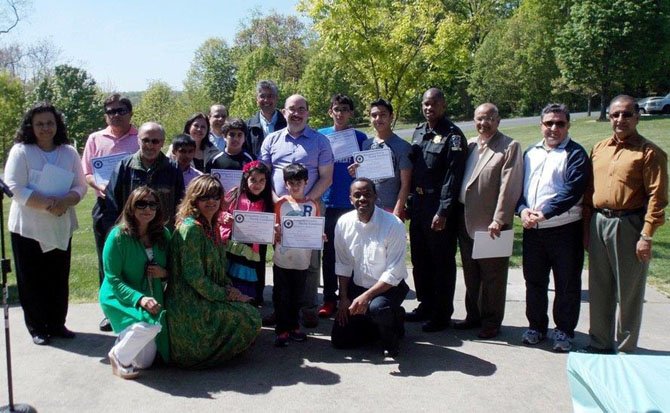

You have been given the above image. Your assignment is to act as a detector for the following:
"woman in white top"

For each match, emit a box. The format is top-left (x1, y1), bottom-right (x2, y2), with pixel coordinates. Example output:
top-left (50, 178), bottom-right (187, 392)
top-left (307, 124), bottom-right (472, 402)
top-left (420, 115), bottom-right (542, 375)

top-left (4, 102), bottom-right (87, 346)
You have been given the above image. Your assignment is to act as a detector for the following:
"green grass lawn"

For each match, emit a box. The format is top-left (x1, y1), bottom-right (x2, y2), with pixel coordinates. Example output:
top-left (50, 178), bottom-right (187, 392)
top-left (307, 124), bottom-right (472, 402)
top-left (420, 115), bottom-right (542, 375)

top-left (2, 115), bottom-right (669, 303)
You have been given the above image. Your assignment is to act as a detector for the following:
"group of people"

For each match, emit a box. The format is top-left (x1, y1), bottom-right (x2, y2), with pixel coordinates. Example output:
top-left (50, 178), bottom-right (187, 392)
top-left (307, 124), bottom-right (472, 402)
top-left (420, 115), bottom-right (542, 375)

top-left (3, 79), bottom-right (666, 379)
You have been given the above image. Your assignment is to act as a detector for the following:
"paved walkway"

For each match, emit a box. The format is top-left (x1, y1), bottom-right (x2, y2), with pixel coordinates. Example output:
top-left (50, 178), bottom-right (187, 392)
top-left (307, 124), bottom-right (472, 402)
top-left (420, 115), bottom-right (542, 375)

top-left (1, 268), bottom-right (669, 412)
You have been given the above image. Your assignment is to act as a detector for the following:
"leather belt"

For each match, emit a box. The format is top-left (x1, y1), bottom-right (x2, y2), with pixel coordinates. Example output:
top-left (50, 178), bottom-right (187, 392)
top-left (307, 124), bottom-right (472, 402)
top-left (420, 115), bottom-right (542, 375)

top-left (595, 208), bottom-right (644, 218)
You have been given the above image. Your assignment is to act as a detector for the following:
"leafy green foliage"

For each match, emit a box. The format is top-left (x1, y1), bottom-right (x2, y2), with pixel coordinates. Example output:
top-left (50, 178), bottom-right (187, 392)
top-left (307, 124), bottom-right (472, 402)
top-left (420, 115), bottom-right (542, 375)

top-left (133, 80), bottom-right (186, 140)
top-left (0, 70), bottom-right (25, 161)
top-left (183, 38), bottom-right (237, 114)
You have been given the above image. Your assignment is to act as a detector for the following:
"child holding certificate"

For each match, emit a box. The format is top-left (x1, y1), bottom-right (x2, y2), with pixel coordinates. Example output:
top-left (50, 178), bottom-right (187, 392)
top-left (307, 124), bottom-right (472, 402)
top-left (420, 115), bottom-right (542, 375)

top-left (272, 163), bottom-right (321, 347)
top-left (219, 161), bottom-right (274, 304)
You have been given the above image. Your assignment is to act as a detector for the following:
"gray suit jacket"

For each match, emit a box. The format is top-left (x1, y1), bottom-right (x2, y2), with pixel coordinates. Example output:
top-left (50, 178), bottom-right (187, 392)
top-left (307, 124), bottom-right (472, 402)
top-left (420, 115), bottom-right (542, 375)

top-left (461, 131), bottom-right (523, 239)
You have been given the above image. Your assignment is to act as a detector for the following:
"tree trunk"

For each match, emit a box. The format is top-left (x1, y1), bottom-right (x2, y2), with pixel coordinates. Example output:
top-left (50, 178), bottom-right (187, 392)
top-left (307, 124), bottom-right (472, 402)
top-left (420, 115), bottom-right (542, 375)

top-left (598, 90), bottom-right (608, 121)
top-left (587, 95), bottom-right (592, 117)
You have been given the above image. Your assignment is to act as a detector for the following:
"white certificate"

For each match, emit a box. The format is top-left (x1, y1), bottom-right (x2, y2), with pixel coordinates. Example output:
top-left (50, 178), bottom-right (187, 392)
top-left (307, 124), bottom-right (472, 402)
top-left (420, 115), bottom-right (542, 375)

top-left (353, 148), bottom-right (394, 180)
top-left (472, 229), bottom-right (514, 259)
top-left (37, 164), bottom-right (74, 197)
top-left (325, 129), bottom-right (360, 161)
top-left (92, 153), bottom-right (130, 185)
top-left (210, 169), bottom-right (243, 192)
top-left (280, 216), bottom-right (325, 250)
top-left (231, 211), bottom-right (276, 244)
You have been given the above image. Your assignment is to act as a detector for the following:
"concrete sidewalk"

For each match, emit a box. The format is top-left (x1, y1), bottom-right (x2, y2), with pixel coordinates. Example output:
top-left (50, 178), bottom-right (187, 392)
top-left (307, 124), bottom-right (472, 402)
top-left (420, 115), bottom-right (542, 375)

top-left (1, 268), bottom-right (669, 412)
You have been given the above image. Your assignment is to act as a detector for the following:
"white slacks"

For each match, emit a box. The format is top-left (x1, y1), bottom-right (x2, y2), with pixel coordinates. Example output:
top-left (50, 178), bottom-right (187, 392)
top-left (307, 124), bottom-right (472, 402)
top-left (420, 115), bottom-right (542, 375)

top-left (111, 322), bottom-right (161, 369)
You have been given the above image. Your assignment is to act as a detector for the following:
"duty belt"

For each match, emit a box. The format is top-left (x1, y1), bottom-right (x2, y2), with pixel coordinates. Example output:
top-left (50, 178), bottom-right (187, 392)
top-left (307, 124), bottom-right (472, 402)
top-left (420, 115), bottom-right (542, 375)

top-left (415, 187), bottom-right (435, 195)
top-left (595, 208), bottom-right (645, 218)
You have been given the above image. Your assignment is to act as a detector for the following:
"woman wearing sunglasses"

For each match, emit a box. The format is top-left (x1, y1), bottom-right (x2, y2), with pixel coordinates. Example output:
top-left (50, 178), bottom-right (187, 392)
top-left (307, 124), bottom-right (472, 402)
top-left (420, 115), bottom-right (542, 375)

top-left (99, 186), bottom-right (170, 379)
top-left (166, 175), bottom-right (261, 368)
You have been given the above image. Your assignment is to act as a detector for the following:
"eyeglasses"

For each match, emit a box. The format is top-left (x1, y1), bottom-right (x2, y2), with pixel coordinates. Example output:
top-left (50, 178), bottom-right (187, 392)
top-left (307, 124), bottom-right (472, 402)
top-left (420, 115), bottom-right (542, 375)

top-left (541, 120), bottom-right (567, 128)
top-left (475, 116), bottom-right (497, 122)
top-left (141, 138), bottom-right (163, 145)
top-left (135, 200), bottom-right (159, 210)
top-left (32, 121), bottom-right (56, 129)
top-left (105, 108), bottom-right (129, 116)
top-left (609, 111), bottom-right (634, 119)
top-left (196, 194), bottom-right (221, 203)
top-left (286, 107), bottom-right (308, 114)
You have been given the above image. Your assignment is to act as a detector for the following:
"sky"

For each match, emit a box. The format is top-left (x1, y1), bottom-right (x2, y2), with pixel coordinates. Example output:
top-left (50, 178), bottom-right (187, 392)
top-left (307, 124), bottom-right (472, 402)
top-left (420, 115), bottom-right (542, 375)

top-left (3, 0), bottom-right (301, 91)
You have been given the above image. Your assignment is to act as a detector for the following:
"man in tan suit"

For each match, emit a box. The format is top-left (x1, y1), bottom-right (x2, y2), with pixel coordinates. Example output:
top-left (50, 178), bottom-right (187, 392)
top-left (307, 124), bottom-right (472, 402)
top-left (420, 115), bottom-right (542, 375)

top-left (454, 103), bottom-right (523, 339)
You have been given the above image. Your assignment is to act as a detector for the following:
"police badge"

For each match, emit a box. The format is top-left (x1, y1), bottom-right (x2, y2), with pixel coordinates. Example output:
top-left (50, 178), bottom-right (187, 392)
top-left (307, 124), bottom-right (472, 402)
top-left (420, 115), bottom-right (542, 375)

top-left (433, 134), bottom-right (443, 144)
top-left (450, 135), bottom-right (462, 151)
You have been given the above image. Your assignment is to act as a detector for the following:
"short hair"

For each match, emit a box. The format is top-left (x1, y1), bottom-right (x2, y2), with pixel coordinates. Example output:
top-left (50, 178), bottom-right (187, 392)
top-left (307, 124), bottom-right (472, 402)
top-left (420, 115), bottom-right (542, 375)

top-left (103, 93), bottom-right (133, 113)
top-left (350, 177), bottom-right (377, 194)
top-left (222, 118), bottom-right (248, 137)
top-left (138, 122), bottom-right (166, 140)
top-left (541, 103), bottom-right (570, 122)
top-left (176, 175), bottom-right (224, 224)
top-left (370, 98), bottom-right (393, 115)
top-left (209, 104), bottom-right (228, 117)
top-left (330, 93), bottom-right (355, 111)
top-left (610, 94), bottom-right (640, 112)
top-left (422, 88), bottom-right (445, 102)
top-left (183, 113), bottom-right (211, 150)
top-left (15, 101), bottom-right (69, 145)
top-left (256, 80), bottom-right (279, 96)
top-left (283, 163), bottom-right (308, 183)
top-left (171, 134), bottom-right (196, 151)
top-left (118, 186), bottom-right (167, 248)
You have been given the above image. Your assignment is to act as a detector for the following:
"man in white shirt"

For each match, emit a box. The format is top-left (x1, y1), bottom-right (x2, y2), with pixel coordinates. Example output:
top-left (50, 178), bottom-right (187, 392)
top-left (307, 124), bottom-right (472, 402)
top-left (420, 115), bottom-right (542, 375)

top-left (332, 178), bottom-right (409, 357)
top-left (208, 104), bottom-right (228, 151)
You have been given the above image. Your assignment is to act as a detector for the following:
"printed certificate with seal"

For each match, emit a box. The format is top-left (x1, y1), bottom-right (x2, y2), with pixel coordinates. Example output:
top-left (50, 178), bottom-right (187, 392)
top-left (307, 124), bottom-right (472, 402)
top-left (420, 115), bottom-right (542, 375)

top-left (325, 129), bottom-right (360, 161)
top-left (92, 153), bottom-right (130, 185)
top-left (280, 216), bottom-right (325, 250)
top-left (231, 211), bottom-right (276, 244)
top-left (210, 168), bottom-right (243, 192)
top-left (352, 149), bottom-right (394, 180)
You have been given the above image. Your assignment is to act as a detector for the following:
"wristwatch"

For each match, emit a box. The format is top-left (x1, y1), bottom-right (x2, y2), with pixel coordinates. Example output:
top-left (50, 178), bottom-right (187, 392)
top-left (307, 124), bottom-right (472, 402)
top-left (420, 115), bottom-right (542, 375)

top-left (640, 232), bottom-right (653, 242)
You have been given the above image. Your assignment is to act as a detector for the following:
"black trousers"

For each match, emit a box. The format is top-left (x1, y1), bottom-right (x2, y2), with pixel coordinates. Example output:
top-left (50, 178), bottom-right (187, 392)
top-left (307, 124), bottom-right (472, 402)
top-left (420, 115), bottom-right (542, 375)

top-left (522, 220), bottom-right (583, 336)
top-left (331, 281), bottom-right (408, 349)
top-left (409, 194), bottom-right (458, 322)
top-left (92, 196), bottom-right (110, 286)
top-left (11, 232), bottom-right (72, 336)
top-left (255, 244), bottom-right (267, 303)
top-left (322, 207), bottom-right (352, 303)
top-left (273, 265), bottom-right (307, 333)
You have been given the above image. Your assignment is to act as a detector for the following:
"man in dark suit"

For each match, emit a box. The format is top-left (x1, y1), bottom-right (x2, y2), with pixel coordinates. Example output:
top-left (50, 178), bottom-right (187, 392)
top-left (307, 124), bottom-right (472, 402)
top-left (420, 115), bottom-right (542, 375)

top-left (455, 103), bottom-right (523, 339)
top-left (246, 80), bottom-right (287, 157)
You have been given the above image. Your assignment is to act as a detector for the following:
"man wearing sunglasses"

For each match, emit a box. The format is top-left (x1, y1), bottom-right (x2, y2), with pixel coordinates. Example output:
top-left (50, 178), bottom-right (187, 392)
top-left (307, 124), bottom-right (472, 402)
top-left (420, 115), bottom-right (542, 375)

top-left (582, 95), bottom-right (667, 354)
top-left (516, 103), bottom-right (590, 352)
top-left (81, 94), bottom-right (139, 332)
top-left (103, 122), bottom-right (185, 236)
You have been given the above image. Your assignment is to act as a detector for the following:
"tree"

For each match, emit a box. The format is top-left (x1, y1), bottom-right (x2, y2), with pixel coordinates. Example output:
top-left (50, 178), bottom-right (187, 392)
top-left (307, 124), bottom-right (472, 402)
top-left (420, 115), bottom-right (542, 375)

top-left (134, 80), bottom-right (185, 140)
top-left (0, 0), bottom-right (27, 35)
top-left (183, 38), bottom-right (236, 113)
top-left (555, 0), bottom-right (670, 120)
top-left (0, 70), bottom-right (25, 161)
top-left (300, 0), bottom-right (471, 122)
top-left (32, 64), bottom-right (103, 151)
top-left (468, 1), bottom-right (567, 116)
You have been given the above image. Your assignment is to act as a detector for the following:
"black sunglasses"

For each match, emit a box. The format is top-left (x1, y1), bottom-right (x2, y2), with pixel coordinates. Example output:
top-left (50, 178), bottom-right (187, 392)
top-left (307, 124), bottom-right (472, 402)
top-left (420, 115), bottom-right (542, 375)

top-left (141, 138), bottom-right (163, 145)
top-left (542, 120), bottom-right (567, 128)
top-left (196, 194), bottom-right (221, 203)
top-left (105, 107), bottom-right (129, 116)
top-left (135, 200), bottom-right (159, 210)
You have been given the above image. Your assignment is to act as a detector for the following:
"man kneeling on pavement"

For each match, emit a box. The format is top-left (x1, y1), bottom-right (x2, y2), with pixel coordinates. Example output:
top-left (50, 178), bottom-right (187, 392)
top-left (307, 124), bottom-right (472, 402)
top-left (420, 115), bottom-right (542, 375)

top-left (331, 178), bottom-right (409, 357)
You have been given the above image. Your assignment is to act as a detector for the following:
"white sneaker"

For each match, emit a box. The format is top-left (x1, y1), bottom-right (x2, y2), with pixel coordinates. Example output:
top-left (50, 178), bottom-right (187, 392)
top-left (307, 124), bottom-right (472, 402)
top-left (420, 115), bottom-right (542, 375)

top-left (521, 329), bottom-right (545, 345)
top-left (552, 329), bottom-right (572, 353)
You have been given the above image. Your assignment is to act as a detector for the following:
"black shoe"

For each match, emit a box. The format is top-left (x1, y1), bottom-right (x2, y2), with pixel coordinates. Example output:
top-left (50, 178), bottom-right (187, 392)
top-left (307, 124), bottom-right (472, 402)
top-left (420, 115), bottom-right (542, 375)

top-left (453, 319), bottom-right (482, 330)
top-left (262, 312), bottom-right (277, 327)
top-left (422, 319), bottom-right (450, 333)
top-left (99, 317), bottom-right (112, 332)
top-left (405, 305), bottom-right (429, 322)
top-left (383, 332), bottom-right (400, 358)
top-left (49, 326), bottom-right (76, 339)
top-left (395, 307), bottom-right (406, 338)
top-left (32, 334), bottom-right (50, 346)
top-left (575, 345), bottom-right (615, 355)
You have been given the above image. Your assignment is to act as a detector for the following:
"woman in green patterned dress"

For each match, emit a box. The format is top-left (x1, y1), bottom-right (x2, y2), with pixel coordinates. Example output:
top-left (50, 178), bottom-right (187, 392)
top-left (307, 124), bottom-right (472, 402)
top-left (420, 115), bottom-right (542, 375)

top-left (166, 175), bottom-right (261, 368)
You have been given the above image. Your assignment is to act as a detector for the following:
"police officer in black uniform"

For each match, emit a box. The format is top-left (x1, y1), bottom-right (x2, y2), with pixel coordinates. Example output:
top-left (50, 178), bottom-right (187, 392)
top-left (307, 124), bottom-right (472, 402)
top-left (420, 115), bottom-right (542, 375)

top-left (406, 88), bottom-right (467, 332)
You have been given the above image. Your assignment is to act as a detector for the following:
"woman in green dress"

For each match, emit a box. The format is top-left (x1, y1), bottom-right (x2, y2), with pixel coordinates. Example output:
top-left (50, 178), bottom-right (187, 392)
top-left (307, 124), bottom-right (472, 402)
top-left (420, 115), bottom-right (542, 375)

top-left (99, 186), bottom-right (170, 379)
top-left (166, 175), bottom-right (261, 368)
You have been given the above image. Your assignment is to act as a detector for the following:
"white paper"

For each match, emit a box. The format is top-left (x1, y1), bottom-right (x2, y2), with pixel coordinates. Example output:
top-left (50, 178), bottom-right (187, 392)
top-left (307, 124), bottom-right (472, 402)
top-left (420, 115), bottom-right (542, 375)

top-left (353, 148), bottom-right (394, 180)
top-left (210, 168), bottom-right (243, 193)
top-left (91, 153), bottom-right (129, 185)
top-left (280, 216), bottom-right (325, 250)
top-left (325, 129), bottom-right (360, 161)
top-left (472, 229), bottom-right (514, 259)
top-left (231, 211), bottom-right (276, 244)
top-left (37, 163), bottom-right (74, 197)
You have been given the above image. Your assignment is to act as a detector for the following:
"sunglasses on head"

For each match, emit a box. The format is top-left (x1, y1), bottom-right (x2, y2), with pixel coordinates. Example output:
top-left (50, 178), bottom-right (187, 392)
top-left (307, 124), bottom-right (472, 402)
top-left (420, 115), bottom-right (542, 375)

top-left (542, 120), bottom-right (567, 128)
top-left (196, 194), bottom-right (221, 203)
top-left (105, 108), bottom-right (129, 116)
top-left (141, 138), bottom-right (163, 145)
top-left (135, 200), bottom-right (159, 210)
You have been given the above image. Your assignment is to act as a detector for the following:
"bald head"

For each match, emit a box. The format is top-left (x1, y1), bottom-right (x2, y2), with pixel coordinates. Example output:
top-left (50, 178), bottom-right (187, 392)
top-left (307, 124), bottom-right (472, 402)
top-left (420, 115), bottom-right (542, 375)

top-left (138, 122), bottom-right (165, 139)
top-left (138, 122), bottom-right (166, 165)
top-left (283, 94), bottom-right (310, 134)
top-left (474, 103), bottom-right (500, 140)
